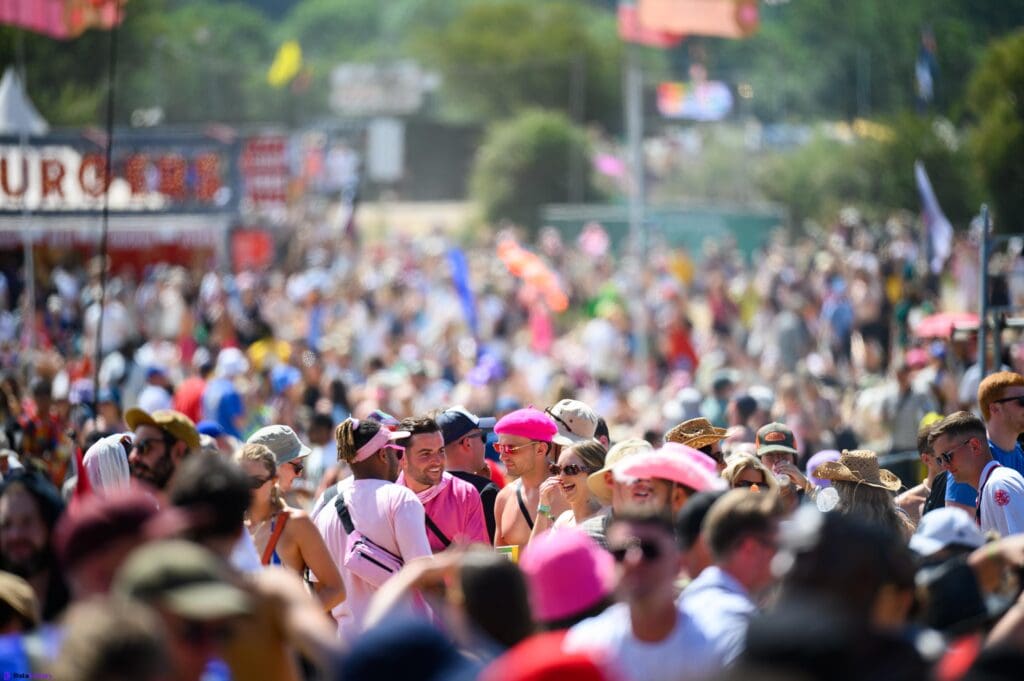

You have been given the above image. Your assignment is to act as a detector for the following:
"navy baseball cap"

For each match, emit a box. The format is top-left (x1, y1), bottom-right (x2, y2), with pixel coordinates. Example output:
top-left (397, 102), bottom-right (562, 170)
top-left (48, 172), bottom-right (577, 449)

top-left (436, 407), bottom-right (496, 446)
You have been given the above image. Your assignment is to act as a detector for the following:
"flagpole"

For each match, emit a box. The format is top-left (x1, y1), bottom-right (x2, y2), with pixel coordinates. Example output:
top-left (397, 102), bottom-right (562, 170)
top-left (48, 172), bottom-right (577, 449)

top-left (14, 29), bottom-right (35, 361)
top-left (625, 42), bottom-right (649, 383)
top-left (978, 204), bottom-right (990, 378)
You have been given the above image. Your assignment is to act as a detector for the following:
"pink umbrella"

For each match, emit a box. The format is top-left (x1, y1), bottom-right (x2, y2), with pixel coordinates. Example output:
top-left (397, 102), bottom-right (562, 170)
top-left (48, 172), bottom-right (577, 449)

top-left (913, 311), bottom-right (979, 339)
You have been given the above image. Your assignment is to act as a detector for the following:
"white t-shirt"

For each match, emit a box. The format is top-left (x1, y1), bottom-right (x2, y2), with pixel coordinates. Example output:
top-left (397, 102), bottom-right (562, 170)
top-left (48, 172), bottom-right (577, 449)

top-left (564, 602), bottom-right (721, 681)
top-left (311, 477), bottom-right (432, 640)
top-left (978, 461), bottom-right (1024, 537)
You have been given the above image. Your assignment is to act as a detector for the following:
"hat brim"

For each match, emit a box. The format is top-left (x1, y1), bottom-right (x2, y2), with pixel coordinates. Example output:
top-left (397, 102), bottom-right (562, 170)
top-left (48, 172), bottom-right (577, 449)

top-left (159, 582), bottom-right (252, 620)
top-left (124, 407), bottom-right (156, 432)
top-left (811, 461), bottom-right (902, 492)
top-left (908, 534), bottom-right (945, 557)
top-left (278, 442), bottom-right (313, 465)
top-left (587, 468), bottom-right (615, 505)
top-left (757, 444), bottom-right (799, 458)
top-left (677, 433), bottom-right (727, 450)
top-left (552, 430), bottom-right (589, 447)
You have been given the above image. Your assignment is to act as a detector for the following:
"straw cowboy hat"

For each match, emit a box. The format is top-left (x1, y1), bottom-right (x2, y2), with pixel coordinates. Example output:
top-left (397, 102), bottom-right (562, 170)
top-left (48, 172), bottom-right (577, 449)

top-left (665, 417), bottom-right (728, 449)
top-left (811, 450), bottom-right (902, 492)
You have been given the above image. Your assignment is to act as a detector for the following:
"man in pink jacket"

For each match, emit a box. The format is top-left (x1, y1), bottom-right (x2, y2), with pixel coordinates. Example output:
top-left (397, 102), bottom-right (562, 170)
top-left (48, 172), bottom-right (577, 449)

top-left (395, 416), bottom-right (489, 552)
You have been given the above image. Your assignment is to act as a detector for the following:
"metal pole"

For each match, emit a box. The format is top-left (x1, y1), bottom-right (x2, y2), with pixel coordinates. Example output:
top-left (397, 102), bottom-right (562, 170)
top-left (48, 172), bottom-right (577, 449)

top-left (624, 44), bottom-right (648, 378)
top-left (14, 30), bottom-right (35, 363)
top-left (979, 204), bottom-right (990, 378)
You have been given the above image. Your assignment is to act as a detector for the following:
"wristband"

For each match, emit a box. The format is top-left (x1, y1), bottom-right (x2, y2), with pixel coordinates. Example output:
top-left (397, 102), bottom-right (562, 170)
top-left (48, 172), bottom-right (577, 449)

top-left (537, 504), bottom-right (555, 521)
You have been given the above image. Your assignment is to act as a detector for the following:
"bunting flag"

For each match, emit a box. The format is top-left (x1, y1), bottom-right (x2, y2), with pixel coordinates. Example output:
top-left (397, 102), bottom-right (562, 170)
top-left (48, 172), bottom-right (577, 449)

top-left (0, 0), bottom-right (125, 40)
top-left (267, 40), bottom-right (303, 88)
top-left (915, 160), bottom-right (953, 275)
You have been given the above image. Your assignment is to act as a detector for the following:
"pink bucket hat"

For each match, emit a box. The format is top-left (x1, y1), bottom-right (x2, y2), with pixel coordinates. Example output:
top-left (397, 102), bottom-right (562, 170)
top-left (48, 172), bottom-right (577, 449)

top-left (613, 444), bottom-right (726, 493)
top-left (494, 407), bottom-right (558, 443)
top-left (519, 528), bottom-right (614, 623)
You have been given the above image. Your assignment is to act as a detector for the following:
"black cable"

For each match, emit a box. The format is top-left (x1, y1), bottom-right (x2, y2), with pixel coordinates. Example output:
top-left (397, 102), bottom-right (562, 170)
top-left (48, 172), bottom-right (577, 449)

top-left (91, 8), bottom-right (122, 418)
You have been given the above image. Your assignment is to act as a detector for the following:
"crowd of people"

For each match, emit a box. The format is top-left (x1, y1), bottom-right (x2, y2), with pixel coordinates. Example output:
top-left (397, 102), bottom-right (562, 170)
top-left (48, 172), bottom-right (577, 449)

top-left (2, 212), bottom-right (1024, 680)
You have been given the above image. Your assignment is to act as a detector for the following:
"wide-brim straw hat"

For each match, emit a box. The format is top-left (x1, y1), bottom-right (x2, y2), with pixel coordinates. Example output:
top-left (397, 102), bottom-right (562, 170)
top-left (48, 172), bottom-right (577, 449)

top-left (665, 417), bottom-right (728, 449)
top-left (812, 449), bottom-right (901, 492)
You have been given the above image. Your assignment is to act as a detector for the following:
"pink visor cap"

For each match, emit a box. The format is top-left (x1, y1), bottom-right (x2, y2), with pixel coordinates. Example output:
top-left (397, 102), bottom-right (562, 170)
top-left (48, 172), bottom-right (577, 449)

top-left (493, 407), bottom-right (558, 443)
top-left (520, 528), bottom-right (614, 623)
top-left (613, 444), bottom-right (726, 492)
top-left (351, 419), bottom-right (411, 463)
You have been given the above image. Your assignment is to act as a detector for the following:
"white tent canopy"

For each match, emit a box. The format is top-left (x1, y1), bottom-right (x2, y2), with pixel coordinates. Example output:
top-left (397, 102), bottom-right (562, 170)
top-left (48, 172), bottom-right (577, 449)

top-left (0, 67), bottom-right (49, 136)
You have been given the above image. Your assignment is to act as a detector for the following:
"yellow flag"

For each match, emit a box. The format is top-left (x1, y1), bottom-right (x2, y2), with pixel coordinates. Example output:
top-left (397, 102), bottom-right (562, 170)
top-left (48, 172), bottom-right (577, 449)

top-left (268, 41), bottom-right (302, 88)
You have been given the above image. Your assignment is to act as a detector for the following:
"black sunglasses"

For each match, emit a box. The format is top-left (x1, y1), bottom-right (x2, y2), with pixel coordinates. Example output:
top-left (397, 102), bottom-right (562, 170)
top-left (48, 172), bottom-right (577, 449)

top-left (609, 538), bottom-right (663, 563)
top-left (549, 463), bottom-right (589, 476)
top-left (993, 395), bottom-right (1024, 407)
top-left (132, 436), bottom-right (173, 455)
top-left (733, 480), bottom-right (762, 488)
top-left (287, 460), bottom-right (304, 475)
top-left (249, 475), bottom-right (273, 489)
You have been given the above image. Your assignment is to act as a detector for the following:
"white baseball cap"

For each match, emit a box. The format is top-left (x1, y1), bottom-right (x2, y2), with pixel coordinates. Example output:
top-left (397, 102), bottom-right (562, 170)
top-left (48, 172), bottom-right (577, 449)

top-left (909, 507), bottom-right (986, 557)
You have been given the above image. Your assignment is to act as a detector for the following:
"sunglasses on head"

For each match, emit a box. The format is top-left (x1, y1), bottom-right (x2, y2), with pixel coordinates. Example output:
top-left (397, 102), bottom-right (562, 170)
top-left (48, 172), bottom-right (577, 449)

top-left (549, 463), bottom-right (589, 476)
top-left (993, 395), bottom-right (1024, 407)
top-left (609, 537), bottom-right (663, 563)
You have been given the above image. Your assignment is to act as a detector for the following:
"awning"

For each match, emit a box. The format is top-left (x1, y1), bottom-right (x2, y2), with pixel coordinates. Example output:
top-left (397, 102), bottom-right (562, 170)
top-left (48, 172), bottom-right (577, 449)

top-left (0, 213), bottom-right (229, 248)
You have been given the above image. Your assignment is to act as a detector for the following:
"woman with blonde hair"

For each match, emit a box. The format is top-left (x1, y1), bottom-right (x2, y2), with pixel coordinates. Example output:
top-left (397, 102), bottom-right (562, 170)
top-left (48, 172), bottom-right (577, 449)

top-left (721, 453), bottom-right (779, 493)
top-left (530, 439), bottom-right (608, 541)
top-left (236, 442), bottom-right (345, 611)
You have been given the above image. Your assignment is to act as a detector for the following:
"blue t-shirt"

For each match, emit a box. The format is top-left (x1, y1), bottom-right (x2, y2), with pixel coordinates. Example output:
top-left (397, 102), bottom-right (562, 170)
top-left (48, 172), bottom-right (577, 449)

top-left (946, 439), bottom-right (1024, 505)
top-left (202, 377), bottom-right (245, 440)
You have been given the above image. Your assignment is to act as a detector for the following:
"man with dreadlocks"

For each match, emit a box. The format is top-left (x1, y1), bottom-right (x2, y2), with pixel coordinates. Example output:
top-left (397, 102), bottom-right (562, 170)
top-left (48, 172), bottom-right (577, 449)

top-left (310, 417), bottom-right (431, 639)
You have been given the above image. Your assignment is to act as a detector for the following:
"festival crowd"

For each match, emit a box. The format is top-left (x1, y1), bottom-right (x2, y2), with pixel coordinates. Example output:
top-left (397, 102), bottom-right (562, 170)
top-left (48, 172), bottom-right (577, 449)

top-left (2, 212), bottom-right (1024, 680)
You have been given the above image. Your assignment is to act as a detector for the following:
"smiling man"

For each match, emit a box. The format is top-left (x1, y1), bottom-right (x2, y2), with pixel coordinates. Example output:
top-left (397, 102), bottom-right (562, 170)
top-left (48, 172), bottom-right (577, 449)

top-left (929, 410), bottom-right (1024, 536)
top-left (395, 416), bottom-right (488, 553)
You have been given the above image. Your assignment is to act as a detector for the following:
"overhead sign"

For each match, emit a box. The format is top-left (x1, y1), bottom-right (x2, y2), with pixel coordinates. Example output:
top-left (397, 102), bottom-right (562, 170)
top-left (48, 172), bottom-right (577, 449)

top-left (329, 61), bottom-right (429, 117)
top-left (638, 0), bottom-right (760, 39)
top-left (0, 142), bottom-right (231, 213)
top-left (657, 81), bottom-right (734, 121)
top-left (239, 135), bottom-right (289, 220)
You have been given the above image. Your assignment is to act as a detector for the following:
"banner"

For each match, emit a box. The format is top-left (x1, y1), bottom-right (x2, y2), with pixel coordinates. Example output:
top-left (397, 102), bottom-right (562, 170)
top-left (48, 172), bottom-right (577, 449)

top-left (0, 0), bottom-right (125, 40)
top-left (638, 0), bottom-right (759, 39)
top-left (657, 81), bottom-right (733, 121)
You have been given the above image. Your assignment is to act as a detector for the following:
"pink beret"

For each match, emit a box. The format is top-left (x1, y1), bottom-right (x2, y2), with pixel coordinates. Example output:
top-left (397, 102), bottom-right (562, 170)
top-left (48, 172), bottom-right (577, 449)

top-left (493, 407), bottom-right (558, 443)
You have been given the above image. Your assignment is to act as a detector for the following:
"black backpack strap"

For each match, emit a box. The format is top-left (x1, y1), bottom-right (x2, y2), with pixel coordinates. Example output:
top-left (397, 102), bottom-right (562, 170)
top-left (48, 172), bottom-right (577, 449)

top-left (424, 513), bottom-right (452, 548)
top-left (515, 481), bottom-right (534, 530)
top-left (334, 493), bottom-right (356, 535)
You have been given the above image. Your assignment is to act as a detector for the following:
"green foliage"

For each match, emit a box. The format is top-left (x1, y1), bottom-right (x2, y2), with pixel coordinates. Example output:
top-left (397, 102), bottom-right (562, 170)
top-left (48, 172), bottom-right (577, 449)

top-left (757, 116), bottom-right (978, 229)
top-left (967, 29), bottom-right (1024, 232)
top-left (413, 0), bottom-right (624, 130)
top-left (471, 109), bottom-right (600, 233)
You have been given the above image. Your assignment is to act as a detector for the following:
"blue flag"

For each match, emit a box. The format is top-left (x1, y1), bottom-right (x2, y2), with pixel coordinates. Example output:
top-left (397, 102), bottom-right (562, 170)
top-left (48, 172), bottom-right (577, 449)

top-left (448, 248), bottom-right (478, 337)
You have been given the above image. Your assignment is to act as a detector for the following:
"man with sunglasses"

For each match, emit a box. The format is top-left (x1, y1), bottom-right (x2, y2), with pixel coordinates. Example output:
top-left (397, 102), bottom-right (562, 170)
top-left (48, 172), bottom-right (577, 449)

top-left (564, 511), bottom-right (720, 681)
top-left (929, 411), bottom-right (1024, 536)
top-left (125, 407), bottom-right (200, 491)
top-left (678, 489), bottom-right (783, 666)
top-left (394, 416), bottom-right (488, 553)
top-left (436, 406), bottom-right (500, 543)
top-left (945, 371), bottom-right (1024, 513)
top-left (492, 408), bottom-right (565, 549)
